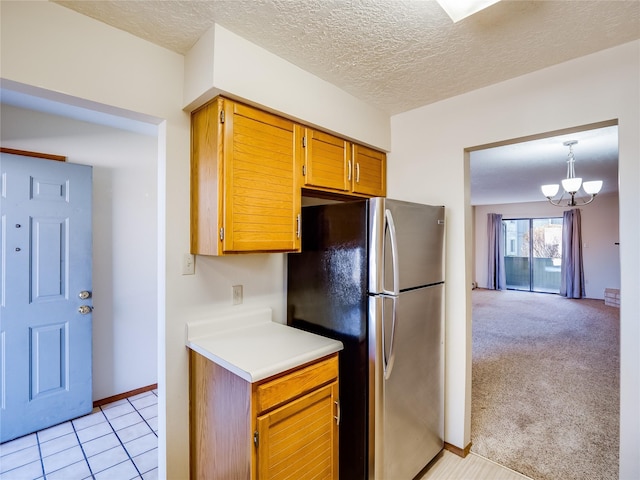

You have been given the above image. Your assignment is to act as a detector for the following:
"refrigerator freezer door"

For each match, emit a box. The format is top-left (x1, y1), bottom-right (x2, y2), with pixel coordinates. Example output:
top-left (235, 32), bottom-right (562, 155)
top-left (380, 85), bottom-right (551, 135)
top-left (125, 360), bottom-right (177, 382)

top-left (288, 200), bottom-right (370, 480)
top-left (369, 198), bottom-right (445, 294)
top-left (370, 284), bottom-right (444, 480)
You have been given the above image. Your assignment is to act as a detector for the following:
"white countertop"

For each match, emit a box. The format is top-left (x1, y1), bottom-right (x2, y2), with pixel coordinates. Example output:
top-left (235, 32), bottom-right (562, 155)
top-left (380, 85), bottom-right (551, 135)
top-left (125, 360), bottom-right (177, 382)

top-left (185, 307), bottom-right (343, 383)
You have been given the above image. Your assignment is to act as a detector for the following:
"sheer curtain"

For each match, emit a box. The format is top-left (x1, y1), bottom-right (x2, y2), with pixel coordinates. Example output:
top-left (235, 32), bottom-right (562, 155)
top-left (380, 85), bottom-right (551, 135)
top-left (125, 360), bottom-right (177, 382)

top-left (561, 209), bottom-right (585, 298)
top-left (487, 213), bottom-right (506, 290)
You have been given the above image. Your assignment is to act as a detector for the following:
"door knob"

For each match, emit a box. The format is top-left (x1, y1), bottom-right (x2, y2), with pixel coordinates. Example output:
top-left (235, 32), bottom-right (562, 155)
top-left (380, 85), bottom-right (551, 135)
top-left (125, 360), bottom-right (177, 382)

top-left (78, 305), bottom-right (93, 315)
top-left (78, 291), bottom-right (92, 300)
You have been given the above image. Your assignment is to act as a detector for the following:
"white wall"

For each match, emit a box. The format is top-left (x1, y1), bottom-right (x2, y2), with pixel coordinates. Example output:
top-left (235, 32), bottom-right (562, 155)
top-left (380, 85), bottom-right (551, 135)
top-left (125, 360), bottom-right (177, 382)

top-left (473, 194), bottom-right (620, 299)
top-left (0, 105), bottom-right (159, 400)
top-left (1, 3), bottom-right (188, 477)
top-left (184, 24), bottom-right (391, 151)
top-left (389, 41), bottom-right (639, 478)
top-left (0, 3), bottom-right (391, 478)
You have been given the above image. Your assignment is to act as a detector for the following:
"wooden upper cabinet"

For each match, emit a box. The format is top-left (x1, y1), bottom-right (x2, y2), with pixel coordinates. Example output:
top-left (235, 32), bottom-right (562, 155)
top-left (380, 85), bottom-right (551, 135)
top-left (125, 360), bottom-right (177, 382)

top-left (191, 95), bottom-right (386, 255)
top-left (302, 127), bottom-right (386, 198)
top-left (191, 97), bottom-right (224, 255)
top-left (191, 97), bottom-right (301, 255)
top-left (302, 129), bottom-right (350, 193)
top-left (351, 143), bottom-right (386, 197)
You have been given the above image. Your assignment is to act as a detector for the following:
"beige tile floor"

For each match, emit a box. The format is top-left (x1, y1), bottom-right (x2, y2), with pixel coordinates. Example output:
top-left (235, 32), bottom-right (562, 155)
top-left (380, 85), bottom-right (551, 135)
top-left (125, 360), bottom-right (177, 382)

top-left (419, 450), bottom-right (532, 480)
top-left (0, 390), bottom-right (158, 480)
top-left (2, 390), bottom-right (529, 480)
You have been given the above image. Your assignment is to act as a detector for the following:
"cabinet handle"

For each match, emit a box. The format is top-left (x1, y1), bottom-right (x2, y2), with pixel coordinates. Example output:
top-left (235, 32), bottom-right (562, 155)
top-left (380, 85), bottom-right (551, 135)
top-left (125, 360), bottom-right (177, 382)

top-left (334, 400), bottom-right (340, 425)
top-left (356, 162), bottom-right (360, 183)
top-left (347, 160), bottom-right (352, 182)
top-left (296, 214), bottom-right (301, 238)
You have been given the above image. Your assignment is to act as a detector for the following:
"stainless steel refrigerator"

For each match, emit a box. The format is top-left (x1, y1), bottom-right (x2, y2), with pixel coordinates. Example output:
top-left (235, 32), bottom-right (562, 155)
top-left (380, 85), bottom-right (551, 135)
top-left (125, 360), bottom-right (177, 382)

top-left (287, 197), bottom-right (445, 480)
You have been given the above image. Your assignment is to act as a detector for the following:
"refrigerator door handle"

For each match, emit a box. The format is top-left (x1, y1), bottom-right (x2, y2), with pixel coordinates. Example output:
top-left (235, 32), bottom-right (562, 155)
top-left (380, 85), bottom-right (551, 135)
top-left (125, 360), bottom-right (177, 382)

top-left (383, 296), bottom-right (398, 380)
top-left (384, 208), bottom-right (400, 296)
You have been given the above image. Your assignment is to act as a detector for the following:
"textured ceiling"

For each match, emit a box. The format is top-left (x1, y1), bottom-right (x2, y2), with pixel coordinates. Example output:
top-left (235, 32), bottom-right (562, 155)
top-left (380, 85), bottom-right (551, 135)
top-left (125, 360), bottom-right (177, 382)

top-left (52, 0), bottom-right (640, 115)
top-left (470, 125), bottom-right (619, 205)
top-left (19, 1), bottom-right (637, 205)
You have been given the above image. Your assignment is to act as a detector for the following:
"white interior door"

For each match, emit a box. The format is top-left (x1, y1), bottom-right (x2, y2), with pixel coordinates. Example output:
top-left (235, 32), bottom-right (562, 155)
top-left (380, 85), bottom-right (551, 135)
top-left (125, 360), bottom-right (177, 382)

top-left (0, 153), bottom-right (93, 443)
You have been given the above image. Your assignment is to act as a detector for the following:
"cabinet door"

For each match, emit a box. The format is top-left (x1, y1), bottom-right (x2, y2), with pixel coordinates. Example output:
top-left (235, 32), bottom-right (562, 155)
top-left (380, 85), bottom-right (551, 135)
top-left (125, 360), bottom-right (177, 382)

top-left (223, 100), bottom-right (301, 253)
top-left (351, 144), bottom-right (386, 197)
top-left (256, 382), bottom-right (339, 480)
top-left (303, 129), bottom-right (350, 193)
top-left (191, 97), bottom-right (224, 256)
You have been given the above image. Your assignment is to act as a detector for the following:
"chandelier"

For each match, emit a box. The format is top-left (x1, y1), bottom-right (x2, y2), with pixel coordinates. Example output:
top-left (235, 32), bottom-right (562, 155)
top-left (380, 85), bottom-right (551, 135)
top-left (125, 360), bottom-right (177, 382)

top-left (541, 140), bottom-right (603, 207)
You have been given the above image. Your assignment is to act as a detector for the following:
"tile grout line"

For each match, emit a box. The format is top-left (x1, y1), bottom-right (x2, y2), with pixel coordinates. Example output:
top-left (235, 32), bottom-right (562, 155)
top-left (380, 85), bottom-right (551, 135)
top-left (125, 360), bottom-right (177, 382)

top-left (72, 418), bottom-right (96, 480)
top-left (1, 393), bottom-right (158, 480)
top-left (126, 396), bottom-right (159, 474)
top-left (100, 405), bottom-right (144, 479)
top-left (150, 390), bottom-right (159, 436)
top-left (34, 432), bottom-right (47, 480)
top-left (127, 397), bottom-right (158, 439)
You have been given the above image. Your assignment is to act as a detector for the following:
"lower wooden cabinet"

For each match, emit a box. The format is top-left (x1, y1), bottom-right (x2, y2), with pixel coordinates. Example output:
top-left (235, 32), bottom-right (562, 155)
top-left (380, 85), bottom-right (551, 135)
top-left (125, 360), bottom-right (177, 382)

top-left (189, 351), bottom-right (339, 480)
top-left (256, 382), bottom-right (339, 479)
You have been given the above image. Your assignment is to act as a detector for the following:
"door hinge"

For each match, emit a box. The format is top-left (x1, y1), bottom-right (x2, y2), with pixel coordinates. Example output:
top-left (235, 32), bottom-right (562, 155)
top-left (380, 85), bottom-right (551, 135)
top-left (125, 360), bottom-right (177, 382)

top-left (220, 110), bottom-right (225, 123)
top-left (220, 227), bottom-right (224, 241)
top-left (253, 431), bottom-right (259, 446)
top-left (302, 136), bottom-right (307, 148)
top-left (302, 165), bottom-right (307, 176)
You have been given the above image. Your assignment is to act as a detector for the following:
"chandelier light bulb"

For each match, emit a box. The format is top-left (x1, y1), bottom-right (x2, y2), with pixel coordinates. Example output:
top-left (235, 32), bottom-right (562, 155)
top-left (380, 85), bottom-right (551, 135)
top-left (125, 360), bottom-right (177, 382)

top-left (561, 177), bottom-right (582, 194)
top-left (541, 184), bottom-right (560, 198)
top-left (583, 180), bottom-right (603, 195)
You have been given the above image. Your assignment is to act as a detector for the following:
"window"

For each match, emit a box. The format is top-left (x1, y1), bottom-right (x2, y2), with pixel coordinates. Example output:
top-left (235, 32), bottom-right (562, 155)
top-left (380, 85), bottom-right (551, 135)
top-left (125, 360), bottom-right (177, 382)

top-left (503, 217), bottom-right (562, 293)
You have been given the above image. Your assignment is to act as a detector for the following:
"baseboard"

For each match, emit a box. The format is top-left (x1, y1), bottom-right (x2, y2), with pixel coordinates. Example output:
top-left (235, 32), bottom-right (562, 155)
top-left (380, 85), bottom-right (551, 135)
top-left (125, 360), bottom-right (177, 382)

top-left (93, 384), bottom-right (158, 408)
top-left (444, 441), bottom-right (472, 458)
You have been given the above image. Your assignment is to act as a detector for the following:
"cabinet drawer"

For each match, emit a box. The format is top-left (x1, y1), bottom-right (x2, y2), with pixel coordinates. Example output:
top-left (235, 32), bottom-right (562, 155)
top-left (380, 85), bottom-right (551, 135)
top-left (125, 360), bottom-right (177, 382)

top-left (256, 354), bottom-right (338, 414)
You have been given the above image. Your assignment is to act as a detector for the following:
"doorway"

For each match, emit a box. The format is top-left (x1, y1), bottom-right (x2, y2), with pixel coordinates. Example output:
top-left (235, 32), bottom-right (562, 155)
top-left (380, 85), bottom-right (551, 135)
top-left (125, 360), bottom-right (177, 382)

top-left (468, 122), bottom-right (620, 478)
top-left (0, 102), bottom-right (159, 422)
top-left (1, 154), bottom-right (93, 442)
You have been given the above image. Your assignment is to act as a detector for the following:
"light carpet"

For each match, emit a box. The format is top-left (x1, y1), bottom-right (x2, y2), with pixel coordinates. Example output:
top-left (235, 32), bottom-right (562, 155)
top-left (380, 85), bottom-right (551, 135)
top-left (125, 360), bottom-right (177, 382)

top-left (471, 289), bottom-right (619, 480)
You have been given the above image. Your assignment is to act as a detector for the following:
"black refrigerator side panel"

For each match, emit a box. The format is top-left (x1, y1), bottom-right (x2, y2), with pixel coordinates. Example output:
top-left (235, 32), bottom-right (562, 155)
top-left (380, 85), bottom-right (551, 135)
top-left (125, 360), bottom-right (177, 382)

top-left (287, 200), bottom-right (369, 480)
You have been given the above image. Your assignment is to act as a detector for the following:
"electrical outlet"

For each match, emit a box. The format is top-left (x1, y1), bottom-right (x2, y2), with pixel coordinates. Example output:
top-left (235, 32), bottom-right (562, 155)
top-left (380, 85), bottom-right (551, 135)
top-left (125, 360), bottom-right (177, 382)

top-left (232, 285), bottom-right (243, 305)
top-left (182, 253), bottom-right (195, 275)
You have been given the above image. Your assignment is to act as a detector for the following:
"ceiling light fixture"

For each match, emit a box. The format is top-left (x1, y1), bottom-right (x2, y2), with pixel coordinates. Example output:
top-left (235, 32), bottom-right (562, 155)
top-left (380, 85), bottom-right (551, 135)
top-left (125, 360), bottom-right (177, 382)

top-left (541, 140), bottom-right (603, 207)
top-left (435, 0), bottom-right (501, 22)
